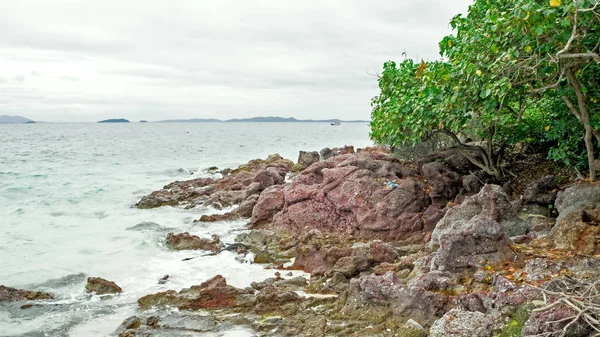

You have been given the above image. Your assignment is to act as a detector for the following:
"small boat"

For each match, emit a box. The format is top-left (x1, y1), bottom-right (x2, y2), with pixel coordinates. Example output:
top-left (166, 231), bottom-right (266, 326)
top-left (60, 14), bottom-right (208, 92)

top-left (330, 122), bottom-right (341, 126)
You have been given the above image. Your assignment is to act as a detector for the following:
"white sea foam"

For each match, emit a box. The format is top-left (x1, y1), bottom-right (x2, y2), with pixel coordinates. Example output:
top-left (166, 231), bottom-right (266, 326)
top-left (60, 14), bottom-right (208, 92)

top-left (0, 122), bottom-right (371, 336)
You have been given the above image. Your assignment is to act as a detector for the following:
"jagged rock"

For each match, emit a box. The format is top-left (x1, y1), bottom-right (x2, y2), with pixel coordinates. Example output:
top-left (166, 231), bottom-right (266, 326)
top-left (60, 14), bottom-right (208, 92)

top-left (251, 185), bottom-right (285, 225)
top-left (253, 152), bottom-right (432, 242)
top-left (430, 184), bottom-right (528, 251)
top-left (429, 309), bottom-right (494, 337)
top-left (399, 319), bottom-right (428, 337)
top-left (430, 216), bottom-right (514, 272)
top-left (0, 285), bottom-right (53, 302)
top-left (320, 147), bottom-right (334, 160)
top-left (556, 183), bottom-right (600, 222)
top-left (522, 305), bottom-right (589, 337)
top-left (551, 209), bottom-right (600, 255)
top-left (522, 175), bottom-right (558, 205)
top-left (236, 193), bottom-right (259, 217)
top-left (85, 277), bottom-right (122, 294)
top-left (342, 272), bottom-right (447, 327)
top-left (136, 154), bottom-right (292, 210)
top-left (254, 285), bottom-right (303, 315)
top-left (165, 232), bottom-right (223, 251)
top-left (197, 212), bottom-right (238, 222)
top-left (120, 316), bottom-right (141, 330)
top-left (138, 275), bottom-right (252, 310)
top-left (126, 222), bottom-right (173, 232)
top-left (422, 161), bottom-right (462, 204)
top-left (294, 151), bottom-right (320, 172)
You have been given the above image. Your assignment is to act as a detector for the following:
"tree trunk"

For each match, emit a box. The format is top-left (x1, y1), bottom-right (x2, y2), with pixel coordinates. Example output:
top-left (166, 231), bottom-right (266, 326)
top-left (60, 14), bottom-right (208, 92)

top-left (565, 69), bottom-right (596, 181)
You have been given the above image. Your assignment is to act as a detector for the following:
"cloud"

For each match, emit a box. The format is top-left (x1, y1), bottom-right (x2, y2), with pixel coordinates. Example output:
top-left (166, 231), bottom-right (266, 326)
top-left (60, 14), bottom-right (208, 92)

top-left (0, 0), bottom-right (472, 122)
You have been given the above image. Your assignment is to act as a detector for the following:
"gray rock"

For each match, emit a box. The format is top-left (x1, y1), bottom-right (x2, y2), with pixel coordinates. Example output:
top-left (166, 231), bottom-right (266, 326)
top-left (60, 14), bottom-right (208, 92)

top-left (430, 184), bottom-right (528, 251)
top-left (429, 309), bottom-right (494, 337)
top-left (430, 216), bottom-right (513, 272)
top-left (126, 222), bottom-right (173, 232)
top-left (320, 147), bottom-right (334, 160)
top-left (0, 285), bottom-right (54, 302)
top-left (85, 277), bottom-right (122, 294)
top-left (294, 151), bottom-right (320, 172)
top-left (556, 183), bottom-right (600, 223)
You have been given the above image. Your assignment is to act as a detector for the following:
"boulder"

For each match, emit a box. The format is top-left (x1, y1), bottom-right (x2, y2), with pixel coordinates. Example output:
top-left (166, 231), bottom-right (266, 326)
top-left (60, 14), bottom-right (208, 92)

top-left (522, 175), bottom-right (558, 205)
top-left (136, 154), bottom-right (292, 210)
top-left (138, 275), bottom-right (251, 310)
top-left (165, 232), bottom-right (223, 251)
top-left (551, 209), bottom-right (600, 255)
top-left (85, 277), bottom-right (122, 294)
top-left (197, 212), bottom-right (238, 222)
top-left (251, 185), bottom-right (285, 225)
top-left (320, 147), bottom-right (334, 160)
top-left (430, 216), bottom-right (514, 272)
top-left (291, 232), bottom-right (397, 275)
top-left (422, 162), bottom-right (462, 204)
top-left (430, 184), bottom-right (528, 250)
top-left (294, 151), bottom-right (320, 172)
top-left (0, 285), bottom-right (53, 302)
top-left (342, 272), bottom-right (447, 327)
top-left (556, 183), bottom-right (600, 222)
top-left (253, 152), bottom-right (432, 242)
top-left (429, 309), bottom-right (494, 337)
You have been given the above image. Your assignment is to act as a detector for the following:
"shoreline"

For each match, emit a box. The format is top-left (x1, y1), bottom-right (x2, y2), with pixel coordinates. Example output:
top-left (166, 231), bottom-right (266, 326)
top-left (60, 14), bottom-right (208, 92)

top-left (4, 144), bottom-right (600, 336)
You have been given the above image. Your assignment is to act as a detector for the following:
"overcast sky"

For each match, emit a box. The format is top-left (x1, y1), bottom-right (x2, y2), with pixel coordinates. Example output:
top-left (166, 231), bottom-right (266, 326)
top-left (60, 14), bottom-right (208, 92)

top-left (0, 0), bottom-right (472, 122)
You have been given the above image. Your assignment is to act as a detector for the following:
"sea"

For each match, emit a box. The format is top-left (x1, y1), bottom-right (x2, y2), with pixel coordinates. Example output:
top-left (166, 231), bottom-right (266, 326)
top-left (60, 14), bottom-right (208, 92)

top-left (0, 122), bottom-right (372, 337)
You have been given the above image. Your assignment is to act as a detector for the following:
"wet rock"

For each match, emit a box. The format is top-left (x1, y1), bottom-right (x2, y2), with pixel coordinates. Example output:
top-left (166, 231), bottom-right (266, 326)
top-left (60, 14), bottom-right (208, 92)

top-left (429, 309), bottom-right (494, 337)
top-left (121, 316), bottom-right (141, 330)
top-left (138, 275), bottom-right (251, 310)
top-left (197, 212), bottom-right (239, 222)
top-left (0, 285), bottom-right (53, 302)
top-left (146, 316), bottom-right (160, 326)
top-left (555, 182), bottom-right (600, 222)
top-left (430, 184), bottom-right (528, 251)
top-left (31, 273), bottom-right (87, 289)
top-left (136, 154), bottom-right (292, 210)
top-left (551, 209), bottom-right (600, 255)
top-left (126, 222), bottom-right (173, 232)
top-left (294, 151), bottom-right (320, 172)
top-left (85, 277), bottom-right (122, 294)
top-left (158, 275), bottom-right (169, 285)
top-left (165, 232), bottom-right (223, 252)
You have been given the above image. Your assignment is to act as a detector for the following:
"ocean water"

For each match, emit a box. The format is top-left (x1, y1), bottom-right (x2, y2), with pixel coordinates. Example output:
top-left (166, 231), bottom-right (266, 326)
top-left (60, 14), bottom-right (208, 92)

top-left (0, 122), bottom-right (372, 336)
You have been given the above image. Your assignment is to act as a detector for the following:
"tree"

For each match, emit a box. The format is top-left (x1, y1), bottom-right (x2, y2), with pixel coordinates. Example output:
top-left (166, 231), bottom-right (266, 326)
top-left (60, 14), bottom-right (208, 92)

top-left (371, 0), bottom-right (600, 180)
top-left (445, 0), bottom-right (600, 179)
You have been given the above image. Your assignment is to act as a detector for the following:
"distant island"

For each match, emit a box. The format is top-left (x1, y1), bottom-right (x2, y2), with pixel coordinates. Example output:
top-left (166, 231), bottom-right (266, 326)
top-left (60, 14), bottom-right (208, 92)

top-left (139, 120), bottom-right (148, 123)
top-left (156, 116), bottom-right (368, 123)
top-left (0, 115), bottom-right (34, 124)
top-left (98, 118), bottom-right (130, 123)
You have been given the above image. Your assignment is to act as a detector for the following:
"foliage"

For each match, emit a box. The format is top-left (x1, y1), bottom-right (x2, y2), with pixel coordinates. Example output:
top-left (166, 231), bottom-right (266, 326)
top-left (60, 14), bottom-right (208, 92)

top-left (370, 0), bottom-right (600, 179)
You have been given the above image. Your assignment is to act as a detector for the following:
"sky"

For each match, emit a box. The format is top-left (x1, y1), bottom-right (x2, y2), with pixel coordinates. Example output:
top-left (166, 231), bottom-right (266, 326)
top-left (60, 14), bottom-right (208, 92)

top-left (0, 0), bottom-right (473, 122)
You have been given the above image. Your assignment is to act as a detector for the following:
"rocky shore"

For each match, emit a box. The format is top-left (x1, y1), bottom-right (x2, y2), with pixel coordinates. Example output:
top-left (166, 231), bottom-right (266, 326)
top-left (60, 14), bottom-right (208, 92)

top-left (5, 145), bottom-right (599, 336)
